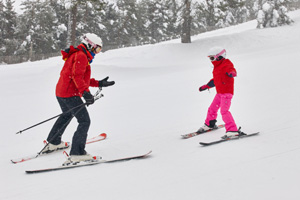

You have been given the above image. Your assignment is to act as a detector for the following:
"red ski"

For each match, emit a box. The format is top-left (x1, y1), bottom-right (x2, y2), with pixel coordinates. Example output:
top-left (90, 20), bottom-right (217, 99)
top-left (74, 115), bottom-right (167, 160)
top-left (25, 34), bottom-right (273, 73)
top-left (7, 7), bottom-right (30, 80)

top-left (11, 133), bottom-right (107, 164)
top-left (182, 124), bottom-right (225, 139)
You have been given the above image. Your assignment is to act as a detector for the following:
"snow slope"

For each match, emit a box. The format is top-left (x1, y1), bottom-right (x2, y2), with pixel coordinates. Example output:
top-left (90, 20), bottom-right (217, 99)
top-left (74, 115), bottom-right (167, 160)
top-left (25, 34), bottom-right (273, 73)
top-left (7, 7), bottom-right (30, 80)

top-left (1, 10), bottom-right (300, 200)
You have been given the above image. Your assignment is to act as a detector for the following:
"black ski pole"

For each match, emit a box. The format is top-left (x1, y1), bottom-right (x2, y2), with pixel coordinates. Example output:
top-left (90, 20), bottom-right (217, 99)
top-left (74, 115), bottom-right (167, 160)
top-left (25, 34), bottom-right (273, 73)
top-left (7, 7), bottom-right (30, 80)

top-left (15, 103), bottom-right (86, 134)
top-left (37, 89), bottom-right (103, 157)
top-left (15, 88), bottom-right (103, 134)
top-left (36, 104), bottom-right (86, 157)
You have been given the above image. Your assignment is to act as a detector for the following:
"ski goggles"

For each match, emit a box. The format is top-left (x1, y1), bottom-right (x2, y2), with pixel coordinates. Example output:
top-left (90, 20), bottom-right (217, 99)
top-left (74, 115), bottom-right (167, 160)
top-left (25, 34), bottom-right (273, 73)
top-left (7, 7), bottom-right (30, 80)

top-left (208, 56), bottom-right (216, 61)
top-left (83, 35), bottom-right (102, 54)
top-left (92, 45), bottom-right (102, 54)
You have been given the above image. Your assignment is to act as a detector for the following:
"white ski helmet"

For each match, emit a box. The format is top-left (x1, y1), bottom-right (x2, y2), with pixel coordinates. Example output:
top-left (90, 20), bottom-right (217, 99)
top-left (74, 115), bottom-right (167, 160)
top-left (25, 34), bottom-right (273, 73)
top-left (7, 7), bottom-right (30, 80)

top-left (81, 33), bottom-right (103, 53)
top-left (207, 47), bottom-right (226, 61)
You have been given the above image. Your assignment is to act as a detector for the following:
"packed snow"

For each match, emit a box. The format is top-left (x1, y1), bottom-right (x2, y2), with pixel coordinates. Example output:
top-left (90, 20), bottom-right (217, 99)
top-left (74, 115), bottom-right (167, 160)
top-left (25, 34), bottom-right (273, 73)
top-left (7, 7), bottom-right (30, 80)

top-left (1, 10), bottom-right (300, 200)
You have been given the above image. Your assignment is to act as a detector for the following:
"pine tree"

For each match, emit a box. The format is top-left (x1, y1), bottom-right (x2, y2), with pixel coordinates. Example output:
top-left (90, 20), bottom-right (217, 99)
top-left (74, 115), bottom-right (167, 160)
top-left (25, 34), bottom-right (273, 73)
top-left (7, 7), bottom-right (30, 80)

top-left (0, 0), bottom-right (5, 57)
top-left (99, 1), bottom-right (121, 49)
top-left (141, 0), bottom-right (169, 44)
top-left (195, 0), bottom-right (220, 31)
top-left (63, 0), bottom-right (106, 47)
top-left (5, 0), bottom-right (293, 64)
top-left (135, 1), bottom-right (149, 44)
top-left (115, 0), bottom-right (140, 46)
top-left (223, 0), bottom-right (249, 24)
top-left (276, 0), bottom-right (294, 26)
top-left (165, 0), bottom-right (181, 39)
top-left (215, 0), bottom-right (252, 27)
top-left (77, 1), bottom-right (104, 39)
top-left (289, 0), bottom-right (300, 10)
top-left (49, 0), bottom-right (69, 50)
top-left (257, 0), bottom-right (293, 28)
top-left (2, 0), bottom-right (18, 56)
top-left (245, 0), bottom-right (258, 20)
top-left (17, 0), bottom-right (59, 59)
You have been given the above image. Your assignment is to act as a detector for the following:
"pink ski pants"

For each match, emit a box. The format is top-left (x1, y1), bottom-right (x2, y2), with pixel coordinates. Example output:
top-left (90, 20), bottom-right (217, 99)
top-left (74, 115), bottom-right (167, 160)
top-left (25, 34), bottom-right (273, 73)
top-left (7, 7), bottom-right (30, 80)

top-left (205, 93), bottom-right (238, 132)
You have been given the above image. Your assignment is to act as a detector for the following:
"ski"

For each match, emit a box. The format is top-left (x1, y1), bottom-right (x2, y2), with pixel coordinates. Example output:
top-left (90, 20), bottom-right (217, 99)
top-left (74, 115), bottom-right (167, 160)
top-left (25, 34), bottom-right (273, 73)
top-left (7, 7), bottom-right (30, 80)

top-left (85, 133), bottom-right (107, 144)
top-left (11, 133), bottom-right (107, 164)
top-left (182, 124), bottom-right (225, 139)
top-left (25, 150), bottom-right (152, 174)
top-left (199, 132), bottom-right (259, 146)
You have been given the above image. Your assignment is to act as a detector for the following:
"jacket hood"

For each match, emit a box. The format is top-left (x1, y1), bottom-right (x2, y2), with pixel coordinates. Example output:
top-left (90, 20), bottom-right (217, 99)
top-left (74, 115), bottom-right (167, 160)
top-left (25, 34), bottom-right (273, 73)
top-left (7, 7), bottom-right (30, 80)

top-left (61, 44), bottom-right (93, 62)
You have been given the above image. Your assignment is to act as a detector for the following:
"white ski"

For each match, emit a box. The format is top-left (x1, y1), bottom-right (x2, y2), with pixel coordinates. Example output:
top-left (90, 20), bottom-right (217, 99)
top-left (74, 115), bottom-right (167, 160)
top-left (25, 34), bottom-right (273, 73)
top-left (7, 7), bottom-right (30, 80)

top-left (26, 150), bottom-right (152, 174)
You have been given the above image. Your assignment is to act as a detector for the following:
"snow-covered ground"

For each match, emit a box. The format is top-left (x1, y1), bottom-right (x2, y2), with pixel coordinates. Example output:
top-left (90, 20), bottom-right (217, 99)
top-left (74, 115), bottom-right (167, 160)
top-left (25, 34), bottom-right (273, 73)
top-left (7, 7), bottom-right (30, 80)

top-left (1, 10), bottom-right (300, 200)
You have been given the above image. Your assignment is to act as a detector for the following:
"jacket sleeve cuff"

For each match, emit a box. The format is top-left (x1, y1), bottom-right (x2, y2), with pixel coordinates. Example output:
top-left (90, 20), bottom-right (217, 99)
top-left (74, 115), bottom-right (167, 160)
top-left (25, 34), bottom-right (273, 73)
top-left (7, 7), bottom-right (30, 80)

top-left (89, 78), bottom-right (99, 87)
top-left (207, 79), bottom-right (215, 88)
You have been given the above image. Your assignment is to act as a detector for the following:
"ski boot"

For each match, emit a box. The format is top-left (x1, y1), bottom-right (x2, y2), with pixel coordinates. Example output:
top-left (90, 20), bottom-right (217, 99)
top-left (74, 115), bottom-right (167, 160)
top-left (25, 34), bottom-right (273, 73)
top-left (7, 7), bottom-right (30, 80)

top-left (197, 120), bottom-right (217, 133)
top-left (41, 141), bottom-right (70, 154)
top-left (62, 151), bottom-right (101, 166)
top-left (222, 127), bottom-right (246, 139)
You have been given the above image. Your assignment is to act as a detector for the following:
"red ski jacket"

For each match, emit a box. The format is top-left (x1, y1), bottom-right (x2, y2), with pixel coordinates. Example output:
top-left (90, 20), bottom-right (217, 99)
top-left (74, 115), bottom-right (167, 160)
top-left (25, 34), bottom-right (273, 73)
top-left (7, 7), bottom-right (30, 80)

top-left (56, 44), bottom-right (99, 98)
top-left (210, 59), bottom-right (237, 95)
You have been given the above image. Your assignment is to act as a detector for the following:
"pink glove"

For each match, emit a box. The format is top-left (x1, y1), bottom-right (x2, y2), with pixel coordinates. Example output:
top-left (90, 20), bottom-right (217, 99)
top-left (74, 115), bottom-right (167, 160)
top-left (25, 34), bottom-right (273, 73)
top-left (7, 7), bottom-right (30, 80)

top-left (199, 85), bottom-right (210, 92)
top-left (199, 79), bottom-right (215, 92)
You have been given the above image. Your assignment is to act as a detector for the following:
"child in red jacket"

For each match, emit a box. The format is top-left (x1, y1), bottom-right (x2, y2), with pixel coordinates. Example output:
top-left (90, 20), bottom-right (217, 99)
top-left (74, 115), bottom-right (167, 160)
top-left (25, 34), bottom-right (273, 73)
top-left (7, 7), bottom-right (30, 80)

top-left (198, 47), bottom-right (241, 138)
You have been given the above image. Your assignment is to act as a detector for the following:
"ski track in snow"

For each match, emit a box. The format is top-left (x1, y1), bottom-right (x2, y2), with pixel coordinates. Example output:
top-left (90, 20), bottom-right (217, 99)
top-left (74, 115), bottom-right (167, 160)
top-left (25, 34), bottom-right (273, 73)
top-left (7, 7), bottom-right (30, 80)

top-left (1, 10), bottom-right (300, 200)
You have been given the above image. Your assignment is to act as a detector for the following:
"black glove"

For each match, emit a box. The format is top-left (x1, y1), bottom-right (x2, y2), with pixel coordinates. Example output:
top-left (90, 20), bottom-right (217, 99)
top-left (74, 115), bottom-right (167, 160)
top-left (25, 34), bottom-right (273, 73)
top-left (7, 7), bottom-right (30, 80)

top-left (83, 91), bottom-right (94, 106)
top-left (98, 77), bottom-right (115, 87)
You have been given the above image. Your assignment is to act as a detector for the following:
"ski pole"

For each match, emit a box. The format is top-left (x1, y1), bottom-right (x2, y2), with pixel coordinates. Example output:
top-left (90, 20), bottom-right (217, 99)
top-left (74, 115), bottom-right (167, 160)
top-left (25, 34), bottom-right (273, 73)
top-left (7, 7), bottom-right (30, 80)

top-left (15, 88), bottom-right (104, 134)
top-left (16, 103), bottom-right (85, 134)
top-left (37, 88), bottom-right (103, 157)
top-left (36, 105), bottom-right (86, 157)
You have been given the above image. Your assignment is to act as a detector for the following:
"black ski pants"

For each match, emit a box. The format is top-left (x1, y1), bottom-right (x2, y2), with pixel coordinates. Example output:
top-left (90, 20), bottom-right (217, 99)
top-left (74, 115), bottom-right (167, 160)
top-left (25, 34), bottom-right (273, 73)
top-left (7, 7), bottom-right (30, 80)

top-left (47, 96), bottom-right (90, 155)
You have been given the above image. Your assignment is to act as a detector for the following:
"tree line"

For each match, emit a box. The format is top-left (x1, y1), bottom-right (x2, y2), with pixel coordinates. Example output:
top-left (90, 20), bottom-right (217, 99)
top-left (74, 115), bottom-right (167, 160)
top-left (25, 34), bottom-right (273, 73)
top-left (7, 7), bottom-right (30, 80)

top-left (0, 0), bottom-right (299, 64)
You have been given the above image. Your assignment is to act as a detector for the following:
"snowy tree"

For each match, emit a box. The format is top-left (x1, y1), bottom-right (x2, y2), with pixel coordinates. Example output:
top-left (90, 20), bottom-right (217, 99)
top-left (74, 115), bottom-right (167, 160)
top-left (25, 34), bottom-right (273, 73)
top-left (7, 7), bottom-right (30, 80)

top-left (217, 0), bottom-right (236, 27)
top-left (0, 0), bottom-right (5, 56)
top-left (48, 0), bottom-right (69, 50)
top-left (65, 0), bottom-right (106, 47)
top-left (193, 2), bottom-right (207, 32)
top-left (165, 0), bottom-right (181, 39)
top-left (1, 0), bottom-right (18, 57)
top-left (98, 2), bottom-right (121, 49)
top-left (245, 0), bottom-right (259, 20)
top-left (289, 0), bottom-right (300, 10)
top-left (17, 0), bottom-right (59, 59)
top-left (76, 0), bottom-right (107, 41)
top-left (277, 0), bottom-right (294, 25)
top-left (5, 0), bottom-right (296, 64)
top-left (140, 0), bottom-right (169, 44)
top-left (194, 0), bottom-right (220, 31)
top-left (223, 0), bottom-right (250, 24)
top-left (256, 0), bottom-right (293, 28)
top-left (215, 0), bottom-right (254, 27)
top-left (115, 0), bottom-right (141, 46)
top-left (194, 0), bottom-right (257, 30)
